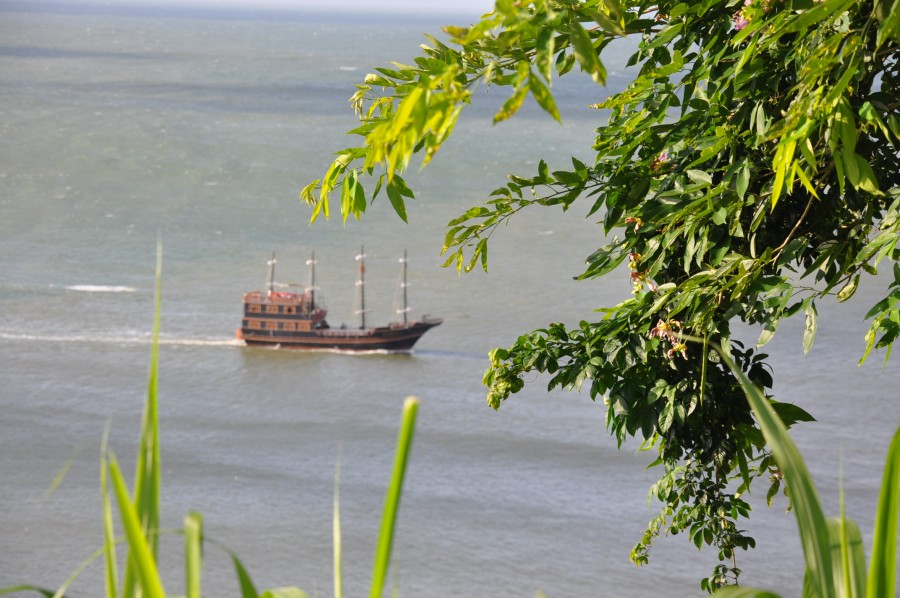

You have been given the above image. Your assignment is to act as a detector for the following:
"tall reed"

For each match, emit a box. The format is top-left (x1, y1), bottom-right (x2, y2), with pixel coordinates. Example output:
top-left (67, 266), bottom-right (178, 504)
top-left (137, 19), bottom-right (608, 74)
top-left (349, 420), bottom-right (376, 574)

top-left (713, 343), bottom-right (899, 598)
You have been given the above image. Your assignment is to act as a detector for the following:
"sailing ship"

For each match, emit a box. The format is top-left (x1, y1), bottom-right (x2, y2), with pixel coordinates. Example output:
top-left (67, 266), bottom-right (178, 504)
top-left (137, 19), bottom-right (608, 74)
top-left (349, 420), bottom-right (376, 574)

top-left (237, 248), bottom-right (441, 352)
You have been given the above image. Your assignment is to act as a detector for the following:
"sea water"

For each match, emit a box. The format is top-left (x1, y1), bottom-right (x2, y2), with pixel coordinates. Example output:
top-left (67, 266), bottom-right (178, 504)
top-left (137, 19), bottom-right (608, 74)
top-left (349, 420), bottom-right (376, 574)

top-left (1, 3), bottom-right (897, 596)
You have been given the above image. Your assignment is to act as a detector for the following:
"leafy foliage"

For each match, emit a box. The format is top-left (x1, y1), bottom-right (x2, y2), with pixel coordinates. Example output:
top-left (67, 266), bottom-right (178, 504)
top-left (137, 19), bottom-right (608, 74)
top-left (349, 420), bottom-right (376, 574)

top-left (303, 0), bottom-right (900, 589)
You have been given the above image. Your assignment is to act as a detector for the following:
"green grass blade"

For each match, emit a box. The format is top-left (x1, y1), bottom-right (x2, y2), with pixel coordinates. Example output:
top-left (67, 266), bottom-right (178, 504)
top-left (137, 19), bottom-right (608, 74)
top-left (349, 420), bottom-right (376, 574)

top-left (826, 517), bottom-right (866, 598)
top-left (867, 425), bottom-right (900, 598)
top-left (716, 347), bottom-right (834, 598)
top-left (222, 548), bottom-right (260, 598)
top-left (185, 512), bottom-right (204, 598)
top-left (125, 241), bottom-right (164, 597)
top-left (100, 421), bottom-right (119, 598)
top-left (108, 454), bottom-right (166, 598)
top-left (369, 397), bottom-right (419, 598)
top-left (42, 444), bottom-right (85, 501)
top-left (51, 543), bottom-right (111, 598)
top-left (0, 585), bottom-right (56, 597)
top-left (259, 589), bottom-right (309, 598)
top-left (333, 455), bottom-right (342, 598)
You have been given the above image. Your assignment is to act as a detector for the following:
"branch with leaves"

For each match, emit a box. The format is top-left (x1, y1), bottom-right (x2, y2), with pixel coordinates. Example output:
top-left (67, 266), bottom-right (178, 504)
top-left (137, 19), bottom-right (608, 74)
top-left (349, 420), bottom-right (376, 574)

top-left (303, 0), bottom-right (900, 590)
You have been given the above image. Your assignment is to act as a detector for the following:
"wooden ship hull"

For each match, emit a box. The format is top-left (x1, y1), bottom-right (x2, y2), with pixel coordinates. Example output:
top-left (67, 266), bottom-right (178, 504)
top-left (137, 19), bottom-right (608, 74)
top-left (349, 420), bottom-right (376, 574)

top-left (237, 317), bottom-right (442, 352)
top-left (238, 249), bottom-right (441, 353)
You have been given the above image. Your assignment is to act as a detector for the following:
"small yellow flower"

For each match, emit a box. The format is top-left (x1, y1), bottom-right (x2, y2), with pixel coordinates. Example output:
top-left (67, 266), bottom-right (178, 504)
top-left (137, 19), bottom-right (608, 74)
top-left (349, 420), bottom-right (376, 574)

top-left (667, 343), bottom-right (688, 359)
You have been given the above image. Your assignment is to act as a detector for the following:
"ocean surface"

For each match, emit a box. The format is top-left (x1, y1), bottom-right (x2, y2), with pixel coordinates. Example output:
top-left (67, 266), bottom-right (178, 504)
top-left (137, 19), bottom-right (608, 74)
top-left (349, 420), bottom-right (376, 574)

top-left (1, 3), bottom-right (897, 597)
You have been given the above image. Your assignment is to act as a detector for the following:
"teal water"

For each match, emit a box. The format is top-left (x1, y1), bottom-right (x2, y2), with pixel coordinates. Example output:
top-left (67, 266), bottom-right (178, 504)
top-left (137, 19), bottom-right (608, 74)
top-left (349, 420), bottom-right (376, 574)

top-left (1, 3), bottom-right (897, 597)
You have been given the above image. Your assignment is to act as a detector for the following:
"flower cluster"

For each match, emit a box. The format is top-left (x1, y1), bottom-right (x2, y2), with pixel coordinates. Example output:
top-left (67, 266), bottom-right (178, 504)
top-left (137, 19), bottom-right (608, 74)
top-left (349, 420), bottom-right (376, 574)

top-left (733, 0), bottom-right (778, 31)
top-left (733, 2), bottom-right (751, 31)
top-left (650, 151), bottom-right (668, 173)
top-left (650, 318), bottom-right (687, 359)
top-left (624, 216), bottom-right (643, 232)
top-left (628, 252), bottom-right (658, 293)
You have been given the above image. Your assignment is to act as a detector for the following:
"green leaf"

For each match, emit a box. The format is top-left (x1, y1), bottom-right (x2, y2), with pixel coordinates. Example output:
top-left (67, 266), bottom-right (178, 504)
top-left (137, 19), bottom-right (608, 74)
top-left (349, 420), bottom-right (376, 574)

top-left (529, 73), bottom-right (562, 122)
top-left (775, 0), bottom-right (856, 35)
top-left (340, 171), bottom-right (353, 223)
top-left (712, 207), bottom-right (728, 226)
top-left (686, 169), bottom-right (713, 186)
top-left (770, 401), bottom-right (816, 428)
top-left (535, 26), bottom-right (556, 83)
top-left (260, 589), bottom-right (310, 598)
top-left (836, 275), bottom-right (859, 302)
top-left (658, 397), bottom-right (675, 433)
top-left (229, 551), bottom-right (260, 598)
top-left (494, 84), bottom-right (528, 124)
top-left (736, 161), bottom-right (751, 200)
top-left (100, 422), bottom-right (119, 598)
top-left (803, 300), bottom-right (818, 355)
top-left (589, 2), bottom-right (626, 36)
top-left (855, 155), bottom-right (882, 195)
top-left (868, 425), bottom-right (900, 598)
top-left (370, 398), bottom-right (418, 598)
top-left (771, 139), bottom-right (796, 208)
top-left (352, 172), bottom-right (367, 218)
top-left (825, 517), bottom-right (866, 598)
top-left (876, 0), bottom-right (900, 47)
top-left (0, 586), bottom-right (56, 597)
top-left (757, 323), bottom-right (777, 348)
top-left (646, 21), bottom-right (682, 48)
top-left (568, 22), bottom-right (606, 84)
top-left (766, 477), bottom-right (782, 508)
top-left (109, 456), bottom-right (167, 598)
top-left (185, 512), bottom-right (204, 598)
top-left (386, 181), bottom-right (408, 223)
top-left (363, 73), bottom-right (394, 87)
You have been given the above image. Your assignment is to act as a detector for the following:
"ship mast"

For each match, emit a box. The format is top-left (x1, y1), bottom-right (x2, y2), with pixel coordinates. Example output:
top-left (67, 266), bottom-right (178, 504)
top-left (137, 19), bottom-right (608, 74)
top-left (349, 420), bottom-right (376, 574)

top-left (267, 251), bottom-right (276, 298)
top-left (306, 251), bottom-right (316, 310)
top-left (355, 246), bottom-right (366, 329)
top-left (401, 250), bottom-right (408, 325)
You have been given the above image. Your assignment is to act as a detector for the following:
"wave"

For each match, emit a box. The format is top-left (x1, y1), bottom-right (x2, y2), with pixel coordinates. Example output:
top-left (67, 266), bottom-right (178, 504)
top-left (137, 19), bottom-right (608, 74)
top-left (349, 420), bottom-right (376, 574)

top-left (0, 331), bottom-right (241, 347)
top-left (162, 338), bottom-right (243, 347)
top-left (65, 285), bottom-right (137, 293)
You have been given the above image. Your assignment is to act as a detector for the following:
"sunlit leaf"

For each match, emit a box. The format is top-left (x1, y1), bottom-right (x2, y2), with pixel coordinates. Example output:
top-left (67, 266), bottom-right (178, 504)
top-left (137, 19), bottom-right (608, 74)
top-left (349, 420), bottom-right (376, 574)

top-left (494, 84), bottom-right (528, 124)
top-left (868, 426), bottom-right (900, 598)
top-left (185, 512), bottom-right (203, 598)
top-left (370, 398), bottom-right (419, 598)
top-left (529, 73), bottom-right (561, 122)
top-left (803, 301), bottom-right (818, 355)
top-left (568, 22), bottom-right (606, 84)
top-left (386, 179), bottom-right (408, 223)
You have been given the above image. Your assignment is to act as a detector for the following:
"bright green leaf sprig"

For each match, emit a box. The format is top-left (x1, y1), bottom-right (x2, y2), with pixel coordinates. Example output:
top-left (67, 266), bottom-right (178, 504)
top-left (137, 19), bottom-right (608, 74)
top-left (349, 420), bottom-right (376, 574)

top-left (301, 0), bottom-right (632, 223)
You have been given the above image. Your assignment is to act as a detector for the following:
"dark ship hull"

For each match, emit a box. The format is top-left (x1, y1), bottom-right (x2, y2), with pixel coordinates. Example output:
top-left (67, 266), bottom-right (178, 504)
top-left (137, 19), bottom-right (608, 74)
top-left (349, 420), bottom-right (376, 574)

top-left (238, 250), bottom-right (441, 353)
top-left (238, 318), bottom-right (442, 352)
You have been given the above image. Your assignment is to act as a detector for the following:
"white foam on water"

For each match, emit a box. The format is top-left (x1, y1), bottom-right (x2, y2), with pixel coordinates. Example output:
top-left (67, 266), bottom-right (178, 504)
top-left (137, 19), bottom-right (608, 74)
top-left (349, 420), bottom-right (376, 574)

top-left (65, 285), bottom-right (137, 293)
top-left (0, 331), bottom-right (240, 347)
top-left (161, 337), bottom-right (243, 347)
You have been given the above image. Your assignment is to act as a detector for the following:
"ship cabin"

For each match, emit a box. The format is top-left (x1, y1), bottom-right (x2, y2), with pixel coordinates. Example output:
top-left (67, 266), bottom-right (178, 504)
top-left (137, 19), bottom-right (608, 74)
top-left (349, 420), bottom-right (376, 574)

top-left (241, 289), bottom-right (329, 334)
